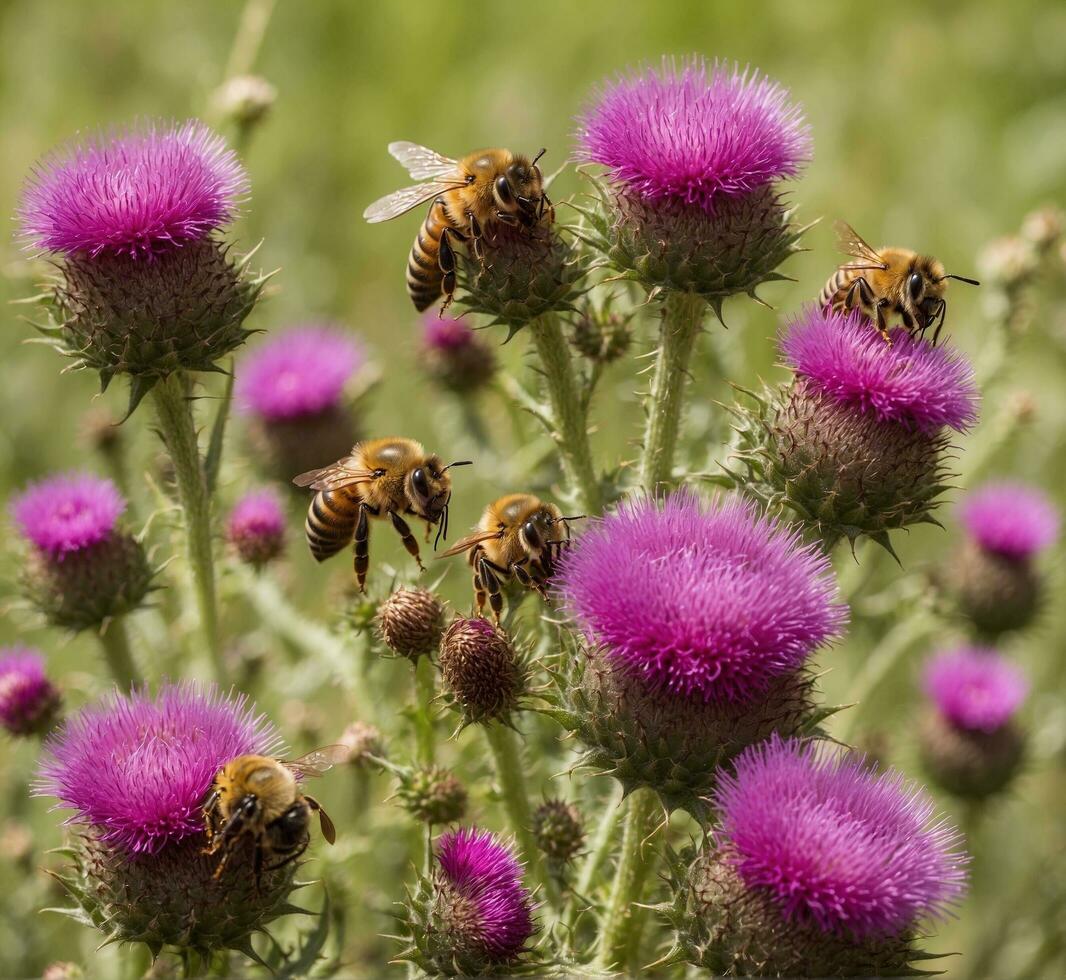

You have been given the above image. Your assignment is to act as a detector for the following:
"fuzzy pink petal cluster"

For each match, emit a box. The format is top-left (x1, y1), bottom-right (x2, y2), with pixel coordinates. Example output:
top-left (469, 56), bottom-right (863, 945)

top-left (577, 57), bottom-right (810, 212)
top-left (0, 647), bottom-right (59, 734)
top-left (958, 482), bottom-right (1059, 559)
top-left (714, 736), bottom-right (968, 939)
top-left (19, 120), bottom-right (247, 258)
top-left (780, 305), bottom-right (979, 433)
top-left (35, 683), bottom-right (282, 855)
top-left (422, 312), bottom-right (478, 352)
top-left (10, 472), bottom-right (125, 557)
top-left (923, 647), bottom-right (1028, 732)
top-left (556, 492), bottom-right (847, 703)
top-left (226, 488), bottom-right (286, 545)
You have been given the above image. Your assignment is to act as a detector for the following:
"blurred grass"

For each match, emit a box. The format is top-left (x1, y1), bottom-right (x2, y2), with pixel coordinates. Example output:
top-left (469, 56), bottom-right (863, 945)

top-left (1, 0), bottom-right (1065, 976)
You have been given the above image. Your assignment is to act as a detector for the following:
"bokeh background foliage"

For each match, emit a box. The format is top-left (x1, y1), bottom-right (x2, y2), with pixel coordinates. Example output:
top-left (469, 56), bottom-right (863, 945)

top-left (1, 0), bottom-right (1065, 976)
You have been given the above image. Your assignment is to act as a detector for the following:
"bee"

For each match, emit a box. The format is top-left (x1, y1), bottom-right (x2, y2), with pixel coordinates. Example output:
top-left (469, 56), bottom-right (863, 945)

top-left (363, 141), bottom-right (553, 312)
top-left (202, 745), bottom-right (347, 884)
top-left (439, 493), bottom-right (583, 621)
top-left (293, 437), bottom-right (472, 592)
top-left (820, 221), bottom-right (979, 344)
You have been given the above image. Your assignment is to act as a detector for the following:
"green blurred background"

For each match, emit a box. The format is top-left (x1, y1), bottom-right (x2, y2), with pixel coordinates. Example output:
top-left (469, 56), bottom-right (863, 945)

top-left (1, 0), bottom-right (1065, 976)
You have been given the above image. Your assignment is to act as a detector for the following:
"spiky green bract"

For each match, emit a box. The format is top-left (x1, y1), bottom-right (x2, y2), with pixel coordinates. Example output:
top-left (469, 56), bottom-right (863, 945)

top-left (34, 239), bottom-right (267, 416)
top-left (570, 300), bottom-right (633, 364)
top-left (547, 644), bottom-right (817, 818)
top-left (578, 177), bottom-right (803, 313)
top-left (942, 540), bottom-right (1042, 638)
top-left (376, 587), bottom-right (446, 660)
top-left (22, 532), bottom-right (153, 631)
top-left (396, 766), bottom-right (469, 825)
top-left (531, 799), bottom-right (585, 869)
top-left (918, 708), bottom-right (1026, 801)
top-left (456, 223), bottom-right (588, 339)
top-left (722, 382), bottom-right (953, 552)
top-left (438, 618), bottom-right (529, 728)
top-left (49, 832), bottom-right (304, 964)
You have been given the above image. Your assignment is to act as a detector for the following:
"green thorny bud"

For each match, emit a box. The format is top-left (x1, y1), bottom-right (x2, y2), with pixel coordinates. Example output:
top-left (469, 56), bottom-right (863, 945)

top-left (456, 221), bottom-right (589, 340)
top-left (22, 532), bottom-right (154, 632)
top-left (376, 586), bottom-right (447, 660)
top-left (722, 382), bottom-right (954, 554)
top-left (531, 799), bottom-right (585, 869)
top-left (940, 539), bottom-right (1043, 638)
top-left (438, 618), bottom-right (528, 727)
top-left (49, 832), bottom-right (305, 966)
top-left (395, 766), bottom-right (468, 825)
top-left (577, 176), bottom-right (805, 315)
top-left (34, 238), bottom-right (269, 417)
top-left (549, 646), bottom-right (819, 818)
top-left (918, 708), bottom-right (1026, 801)
top-left (570, 297), bottom-right (634, 364)
top-left (660, 846), bottom-right (930, 978)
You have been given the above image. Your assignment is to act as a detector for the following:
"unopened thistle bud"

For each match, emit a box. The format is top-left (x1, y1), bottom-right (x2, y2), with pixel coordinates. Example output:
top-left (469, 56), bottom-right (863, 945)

top-left (919, 647), bottom-right (1027, 799)
top-left (553, 492), bottom-right (846, 815)
top-left (19, 121), bottom-right (261, 415)
top-left (1020, 205), bottom-right (1062, 253)
top-left (0, 647), bottom-right (61, 737)
top-left (225, 488), bottom-right (286, 568)
top-left (376, 587), bottom-right (446, 660)
top-left (439, 618), bottom-right (526, 725)
top-left (236, 323), bottom-right (365, 481)
top-left (396, 766), bottom-right (468, 825)
top-left (339, 720), bottom-right (385, 768)
top-left (11, 472), bottom-right (152, 631)
top-left (570, 301), bottom-right (633, 363)
top-left (666, 737), bottom-right (968, 976)
top-left (419, 312), bottom-right (497, 393)
top-left (211, 74), bottom-right (277, 129)
top-left (531, 799), bottom-right (585, 867)
top-left (577, 57), bottom-right (810, 308)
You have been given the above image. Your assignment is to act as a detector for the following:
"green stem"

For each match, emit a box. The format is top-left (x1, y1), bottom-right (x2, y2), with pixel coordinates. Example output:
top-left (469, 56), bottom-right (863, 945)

top-left (223, 0), bottom-right (276, 79)
top-left (483, 721), bottom-right (561, 908)
top-left (639, 291), bottom-right (706, 493)
top-left (413, 656), bottom-right (437, 767)
top-left (151, 373), bottom-right (226, 685)
top-left (527, 313), bottom-right (602, 514)
top-left (566, 784), bottom-right (623, 931)
top-left (594, 786), bottom-right (660, 971)
top-left (97, 616), bottom-right (140, 689)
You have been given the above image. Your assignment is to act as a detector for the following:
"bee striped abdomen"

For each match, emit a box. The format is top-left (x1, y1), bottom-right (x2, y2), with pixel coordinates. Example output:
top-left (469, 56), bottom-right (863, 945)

top-left (305, 489), bottom-right (359, 562)
top-left (820, 267), bottom-right (861, 311)
top-left (407, 199), bottom-right (453, 312)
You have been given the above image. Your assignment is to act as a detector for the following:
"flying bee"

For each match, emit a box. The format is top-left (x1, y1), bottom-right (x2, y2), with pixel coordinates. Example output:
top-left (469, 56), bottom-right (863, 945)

top-left (363, 141), bottom-right (554, 312)
top-left (293, 437), bottom-right (472, 593)
top-left (202, 745), bottom-right (347, 886)
top-left (820, 221), bottom-right (980, 344)
top-left (439, 493), bottom-right (583, 621)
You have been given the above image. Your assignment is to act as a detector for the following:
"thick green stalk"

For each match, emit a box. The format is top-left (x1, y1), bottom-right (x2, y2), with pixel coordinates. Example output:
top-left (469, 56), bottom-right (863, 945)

top-left (413, 656), bottom-right (437, 767)
top-left (639, 291), bottom-right (706, 493)
top-left (527, 313), bottom-right (602, 514)
top-left (594, 786), bottom-right (659, 970)
top-left (97, 617), bottom-right (140, 689)
top-left (151, 373), bottom-right (226, 685)
top-left (565, 784), bottom-right (623, 932)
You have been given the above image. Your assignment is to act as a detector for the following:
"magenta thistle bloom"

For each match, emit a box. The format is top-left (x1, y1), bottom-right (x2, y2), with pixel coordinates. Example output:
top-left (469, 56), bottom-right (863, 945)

top-left (11, 472), bottom-right (124, 558)
top-left (36, 683), bottom-right (282, 855)
top-left (958, 482), bottom-right (1059, 559)
top-left (422, 312), bottom-right (477, 351)
top-left (780, 305), bottom-right (979, 434)
top-left (557, 492), bottom-right (846, 703)
top-left (437, 827), bottom-right (535, 958)
top-left (19, 120), bottom-right (247, 258)
top-left (577, 57), bottom-right (810, 212)
top-left (714, 736), bottom-right (968, 939)
top-left (923, 647), bottom-right (1027, 733)
top-left (0, 647), bottom-right (61, 736)
top-left (236, 324), bottom-right (364, 421)
top-left (226, 488), bottom-right (286, 566)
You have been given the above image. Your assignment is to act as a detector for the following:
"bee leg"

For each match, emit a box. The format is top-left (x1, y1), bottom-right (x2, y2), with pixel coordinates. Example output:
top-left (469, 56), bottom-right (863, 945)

top-left (465, 211), bottom-right (485, 264)
top-left (353, 503), bottom-right (371, 593)
top-left (512, 561), bottom-right (549, 601)
top-left (495, 210), bottom-right (519, 226)
top-left (439, 226), bottom-right (460, 313)
top-left (932, 300), bottom-right (947, 345)
top-left (875, 302), bottom-right (893, 345)
top-left (472, 569), bottom-right (488, 618)
top-left (253, 844), bottom-right (264, 894)
top-left (264, 838), bottom-right (309, 872)
top-left (478, 556), bottom-right (505, 623)
top-left (389, 511), bottom-right (424, 571)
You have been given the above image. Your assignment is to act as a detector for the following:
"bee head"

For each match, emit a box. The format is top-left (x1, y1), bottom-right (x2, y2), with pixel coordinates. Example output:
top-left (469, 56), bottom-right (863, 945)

top-left (407, 457), bottom-right (472, 544)
top-left (495, 149), bottom-right (549, 223)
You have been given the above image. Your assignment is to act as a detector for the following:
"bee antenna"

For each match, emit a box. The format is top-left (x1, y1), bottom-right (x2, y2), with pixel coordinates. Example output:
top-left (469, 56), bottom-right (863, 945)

top-left (940, 274), bottom-right (981, 286)
top-left (557, 514), bottom-right (586, 523)
top-left (531, 147), bottom-right (547, 167)
top-left (442, 460), bottom-right (473, 473)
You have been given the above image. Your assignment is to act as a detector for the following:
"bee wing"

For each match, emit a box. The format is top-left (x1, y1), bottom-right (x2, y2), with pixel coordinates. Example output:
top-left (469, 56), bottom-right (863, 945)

top-left (362, 179), bottom-right (464, 224)
top-left (834, 220), bottom-right (886, 267)
top-left (284, 744), bottom-right (350, 780)
top-left (292, 459), bottom-right (376, 492)
top-left (437, 528), bottom-right (502, 559)
top-left (388, 141), bottom-right (459, 179)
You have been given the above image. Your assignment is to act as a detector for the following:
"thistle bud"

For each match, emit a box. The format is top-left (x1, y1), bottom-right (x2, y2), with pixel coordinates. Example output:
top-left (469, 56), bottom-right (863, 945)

top-left (419, 312), bottom-right (497, 393)
top-left (1021, 205), bottom-right (1062, 252)
top-left (225, 488), bottom-right (286, 568)
top-left (396, 766), bottom-right (468, 825)
top-left (439, 618), bottom-right (526, 725)
top-left (531, 799), bottom-right (584, 867)
top-left (376, 587), bottom-right (446, 660)
top-left (211, 74), bottom-right (277, 128)
top-left (570, 302), bottom-right (633, 363)
top-left (339, 720), bottom-right (385, 769)
top-left (0, 647), bottom-right (61, 737)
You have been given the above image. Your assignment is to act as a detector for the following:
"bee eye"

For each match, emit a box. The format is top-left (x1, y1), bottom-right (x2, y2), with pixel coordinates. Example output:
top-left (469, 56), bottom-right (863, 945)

top-left (522, 520), bottom-right (541, 548)
top-left (494, 174), bottom-right (514, 205)
top-left (908, 273), bottom-right (924, 300)
top-left (412, 468), bottom-right (430, 499)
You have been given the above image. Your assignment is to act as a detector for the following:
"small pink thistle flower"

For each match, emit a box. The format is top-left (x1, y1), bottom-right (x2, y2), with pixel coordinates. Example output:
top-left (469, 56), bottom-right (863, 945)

top-left (422, 313), bottom-right (477, 352)
top-left (923, 647), bottom-right (1027, 733)
top-left (10, 472), bottom-right (124, 558)
top-left (0, 647), bottom-right (61, 736)
top-left (419, 312), bottom-right (497, 392)
top-left (19, 120), bottom-right (248, 259)
top-left (958, 482), bottom-right (1059, 559)
top-left (226, 488), bottom-right (286, 568)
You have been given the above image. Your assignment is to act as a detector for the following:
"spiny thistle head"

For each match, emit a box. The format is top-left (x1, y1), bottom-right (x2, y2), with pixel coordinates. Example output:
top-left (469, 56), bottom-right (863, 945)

top-left (570, 300), bottom-right (633, 363)
top-left (338, 720), bottom-right (385, 769)
top-left (958, 482), bottom-right (1059, 560)
top-left (439, 618), bottom-right (526, 725)
top-left (11, 472), bottom-right (152, 631)
top-left (396, 766), bottom-right (468, 825)
top-left (0, 647), bottom-right (61, 737)
top-left (225, 488), bottom-right (286, 568)
top-left (420, 312), bottom-right (497, 392)
top-left (376, 587), bottom-right (446, 660)
top-left (531, 799), bottom-right (585, 867)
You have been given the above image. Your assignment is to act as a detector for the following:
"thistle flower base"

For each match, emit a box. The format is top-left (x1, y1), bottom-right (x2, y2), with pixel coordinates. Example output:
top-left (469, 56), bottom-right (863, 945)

top-left (919, 710), bottom-right (1025, 800)
top-left (945, 542), bottom-right (1042, 637)
top-left (247, 404), bottom-right (359, 484)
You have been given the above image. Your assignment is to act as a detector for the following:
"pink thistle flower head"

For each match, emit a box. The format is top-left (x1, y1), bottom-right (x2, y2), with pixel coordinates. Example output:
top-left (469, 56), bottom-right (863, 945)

top-left (714, 736), bottom-right (968, 939)
top-left (226, 488), bottom-right (286, 567)
top-left (19, 120), bottom-right (247, 259)
top-left (958, 482), bottom-right (1059, 559)
top-left (923, 647), bottom-right (1028, 733)
top-left (422, 312), bottom-right (477, 352)
top-left (236, 324), bottom-right (364, 422)
top-left (577, 57), bottom-right (810, 212)
top-left (35, 683), bottom-right (282, 855)
top-left (780, 305), bottom-right (979, 434)
top-left (0, 647), bottom-right (61, 736)
top-left (556, 492), bottom-right (847, 703)
top-left (436, 827), bottom-right (535, 959)
top-left (11, 472), bottom-right (125, 558)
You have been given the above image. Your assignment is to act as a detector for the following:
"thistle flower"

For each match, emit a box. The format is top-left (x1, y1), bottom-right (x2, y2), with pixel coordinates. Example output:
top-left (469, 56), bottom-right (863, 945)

top-left (570, 302), bottom-right (633, 364)
top-left (670, 737), bottom-right (968, 976)
top-left (552, 492), bottom-right (846, 813)
top-left (395, 766), bottom-right (468, 825)
top-left (958, 482), bottom-right (1059, 560)
top-left (419, 312), bottom-right (497, 393)
top-left (225, 488), bottom-right (286, 568)
top-left (923, 647), bottom-right (1027, 732)
top-left (376, 587), bottom-right (446, 659)
top-left (11, 472), bottom-right (152, 631)
top-left (0, 647), bottom-right (61, 737)
top-left (237, 323), bottom-right (364, 480)
top-left (577, 57), bottom-right (809, 304)
top-left (339, 720), bottom-right (385, 768)
top-left (531, 799), bottom-right (585, 867)
top-left (438, 618), bottom-right (526, 725)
